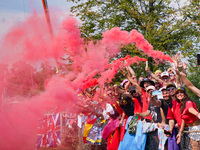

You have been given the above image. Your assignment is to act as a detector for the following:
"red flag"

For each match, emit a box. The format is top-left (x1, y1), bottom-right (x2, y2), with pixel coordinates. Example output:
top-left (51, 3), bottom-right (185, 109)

top-left (107, 127), bottom-right (120, 150)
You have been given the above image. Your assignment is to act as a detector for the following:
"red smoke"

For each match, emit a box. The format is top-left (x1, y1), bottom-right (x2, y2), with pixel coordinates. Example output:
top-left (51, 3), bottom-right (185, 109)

top-left (102, 27), bottom-right (174, 62)
top-left (0, 12), bottom-right (173, 149)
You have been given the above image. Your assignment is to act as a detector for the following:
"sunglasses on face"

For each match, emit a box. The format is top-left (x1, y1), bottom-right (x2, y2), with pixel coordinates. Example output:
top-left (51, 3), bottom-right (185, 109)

top-left (162, 77), bottom-right (169, 80)
top-left (167, 87), bottom-right (175, 91)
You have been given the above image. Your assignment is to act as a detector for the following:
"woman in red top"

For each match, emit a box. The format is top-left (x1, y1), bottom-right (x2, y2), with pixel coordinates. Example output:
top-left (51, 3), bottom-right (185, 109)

top-left (175, 87), bottom-right (200, 150)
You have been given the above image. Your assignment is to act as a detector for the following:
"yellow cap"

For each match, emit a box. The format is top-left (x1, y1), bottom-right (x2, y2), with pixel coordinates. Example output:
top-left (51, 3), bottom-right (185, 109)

top-left (154, 70), bottom-right (162, 74)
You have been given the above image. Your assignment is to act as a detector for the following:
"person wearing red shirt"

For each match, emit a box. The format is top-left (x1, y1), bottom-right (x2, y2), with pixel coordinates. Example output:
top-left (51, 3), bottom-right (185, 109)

top-left (121, 68), bottom-right (154, 121)
top-left (167, 88), bottom-right (192, 150)
top-left (174, 87), bottom-right (200, 150)
top-left (128, 86), bottom-right (142, 119)
top-left (139, 78), bottom-right (155, 121)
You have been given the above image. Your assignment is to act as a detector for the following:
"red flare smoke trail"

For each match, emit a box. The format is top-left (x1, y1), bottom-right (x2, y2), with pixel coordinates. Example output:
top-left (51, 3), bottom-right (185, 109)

top-left (102, 27), bottom-right (174, 62)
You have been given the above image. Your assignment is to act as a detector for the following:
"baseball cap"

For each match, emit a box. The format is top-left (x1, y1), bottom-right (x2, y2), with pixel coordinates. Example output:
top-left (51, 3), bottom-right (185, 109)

top-left (146, 85), bottom-right (155, 92)
top-left (166, 83), bottom-right (176, 89)
top-left (161, 72), bottom-right (169, 78)
top-left (154, 70), bottom-right (162, 74)
top-left (160, 86), bottom-right (167, 91)
top-left (140, 78), bottom-right (155, 88)
top-left (175, 87), bottom-right (186, 94)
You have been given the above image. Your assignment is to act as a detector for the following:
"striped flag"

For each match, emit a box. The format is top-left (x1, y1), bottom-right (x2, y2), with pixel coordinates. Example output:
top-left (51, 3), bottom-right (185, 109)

top-left (83, 118), bottom-right (97, 143)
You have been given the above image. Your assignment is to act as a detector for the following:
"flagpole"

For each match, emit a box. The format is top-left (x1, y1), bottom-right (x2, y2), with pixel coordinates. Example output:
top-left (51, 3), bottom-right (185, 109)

top-left (41, 0), bottom-right (59, 73)
top-left (41, 0), bottom-right (53, 35)
top-left (78, 126), bottom-right (82, 150)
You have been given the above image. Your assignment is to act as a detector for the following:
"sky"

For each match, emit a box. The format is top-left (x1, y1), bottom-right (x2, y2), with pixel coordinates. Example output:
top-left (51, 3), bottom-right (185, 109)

top-left (0, 0), bottom-right (75, 37)
top-left (0, 0), bottom-right (189, 38)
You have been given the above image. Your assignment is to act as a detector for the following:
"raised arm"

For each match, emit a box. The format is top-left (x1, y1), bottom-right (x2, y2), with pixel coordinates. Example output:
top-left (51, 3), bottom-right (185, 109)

top-left (176, 69), bottom-right (200, 97)
top-left (180, 61), bottom-right (187, 77)
top-left (175, 72), bottom-right (182, 87)
top-left (126, 66), bottom-right (137, 82)
top-left (120, 69), bottom-right (142, 93)
top-left (172, 52), bottom-right (186, 74)
top-left (148, 90), bottom-right (162, 107)
top-left (145, 66), bottom-right (163, 84)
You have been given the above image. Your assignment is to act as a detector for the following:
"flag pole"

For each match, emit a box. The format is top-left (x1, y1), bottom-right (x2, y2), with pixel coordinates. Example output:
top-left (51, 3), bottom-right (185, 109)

top-left (42, 0), bottom-right (53, 35)
top-left (41, 0), bottom-right (59, 73)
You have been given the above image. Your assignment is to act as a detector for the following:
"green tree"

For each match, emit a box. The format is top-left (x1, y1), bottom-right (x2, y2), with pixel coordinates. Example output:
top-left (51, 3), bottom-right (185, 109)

top-left (186, 59), bottom-right (200, 109)
top-left (179, 1), bottom-right (200, 108)
top-left (67, 0), bottom-right (199, 76)
top-left (68, 0), bottom-right (199, 48)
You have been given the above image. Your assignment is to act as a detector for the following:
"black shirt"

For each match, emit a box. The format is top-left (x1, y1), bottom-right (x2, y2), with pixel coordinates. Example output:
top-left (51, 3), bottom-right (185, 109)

top-left (119, 94), bottom-right (135, 116)
top-left (148, 101), bottom-right (162, 123)
top-left (160, 98), bottom-right (173, 124)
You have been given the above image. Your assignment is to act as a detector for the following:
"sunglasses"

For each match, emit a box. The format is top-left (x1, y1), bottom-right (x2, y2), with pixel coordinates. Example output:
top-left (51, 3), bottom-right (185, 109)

top-left (167, 87), bottom-right (175, 91)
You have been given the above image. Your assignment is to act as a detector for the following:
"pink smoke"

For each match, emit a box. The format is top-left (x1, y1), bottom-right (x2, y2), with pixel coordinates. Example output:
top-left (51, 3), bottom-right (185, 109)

top-left (97, 55), bottom-right (147, 84)
top-left (0, 11), bottom-right (173, 149)
top-left (102, 27), bottom-right (173, 62)
top-left (0, 13), bottom-right (83, 64)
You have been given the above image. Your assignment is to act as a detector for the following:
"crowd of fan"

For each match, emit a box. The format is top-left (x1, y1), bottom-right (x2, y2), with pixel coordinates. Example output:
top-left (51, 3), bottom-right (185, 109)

top-left (77, 53), bottom-right (200, 150)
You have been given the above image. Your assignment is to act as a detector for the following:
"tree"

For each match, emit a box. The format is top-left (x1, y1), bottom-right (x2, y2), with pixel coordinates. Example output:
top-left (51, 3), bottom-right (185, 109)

top-left (178, 1), bottom-right (200, 108)
top-left (186, 59), bottom-right (200, 109)
top-left (67, 0), bottom-right (199, 82)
